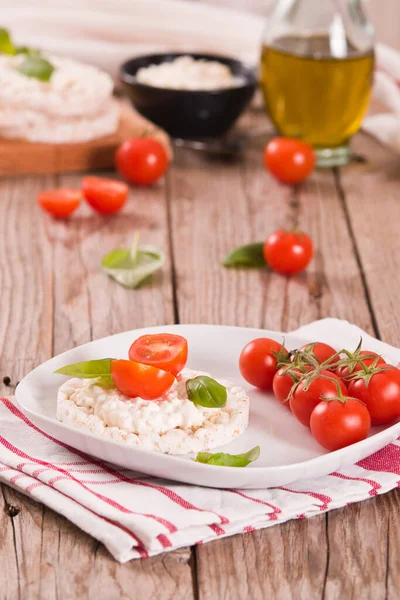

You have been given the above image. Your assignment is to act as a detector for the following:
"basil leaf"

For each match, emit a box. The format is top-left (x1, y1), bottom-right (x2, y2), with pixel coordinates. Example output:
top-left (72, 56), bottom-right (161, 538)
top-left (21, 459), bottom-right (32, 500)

top-left (17, 55), bottom-right (55, 82)
top-left (186, 376), bottom-right (227, 408)
top-left (0, 28), bottom-right (16, 55)
top-left (102, 237), bottom-right (164, 289)
top-left (91, 375), bottom-right (116, 389)
top-left (15, 46), bottom-right (40, 56)
top-left (223, 242), bottom-right (266, 268)
top-left (195, 446), bottom-right (260, 467)
top-left (54, 359), bottom-right (114, 379)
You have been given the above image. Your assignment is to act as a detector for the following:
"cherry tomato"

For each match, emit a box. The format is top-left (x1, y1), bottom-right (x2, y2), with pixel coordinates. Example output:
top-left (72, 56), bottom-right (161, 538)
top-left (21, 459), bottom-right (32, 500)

top-left (310, 398), bottom-right (371, 451)
top-left (290, 369), bottom-right (347, 427)
top-left (82, 176), bottom-right (128, 215)
top-left (273, 366), bottom-right (305, 405)
top-left (111, 359), bottom-right (175, 400)
top-left (348, 367), bottom-right (400, 426)
top-left (239, 338), bottom-right (287, 390)
top-left (336, 351), bottom-right (386, 381)
top-left (128, 333), bottom-right (188, 377)
top-left (264, 137), bottom-right (315, 185)
top-left (37, 188), bottom-right (81, 218)
top-left (263, 229), bottom-right (314, 275)
top-left (299, 342), bottom-right (337, 366)
top-left (116, 138), bottom-right (169, 186)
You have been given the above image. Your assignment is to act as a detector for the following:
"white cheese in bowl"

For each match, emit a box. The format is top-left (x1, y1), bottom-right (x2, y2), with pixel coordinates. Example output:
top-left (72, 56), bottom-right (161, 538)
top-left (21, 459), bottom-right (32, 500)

top-left (0, 53), bottom-right (119, 143)
top-left (57, 368), bottom-right (250, 455)
top-left (135, 55), bottom-right (245, 91)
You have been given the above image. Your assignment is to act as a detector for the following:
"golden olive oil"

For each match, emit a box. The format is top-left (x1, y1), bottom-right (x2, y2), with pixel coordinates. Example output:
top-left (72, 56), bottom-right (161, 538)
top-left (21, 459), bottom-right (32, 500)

top-left (260, 36), bottom-right (374, 148)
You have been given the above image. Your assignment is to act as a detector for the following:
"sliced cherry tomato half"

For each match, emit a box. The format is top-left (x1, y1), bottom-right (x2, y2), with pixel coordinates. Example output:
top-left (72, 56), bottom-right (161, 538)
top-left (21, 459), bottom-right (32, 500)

top-left (37, 188), bottom-right (81, 218)
top-left (82, 176), bottom-right (128, 215)
top-left (115, 138), bottom-right (169, 186)
top-left (128, 334), bottom-right (188, 377)
top-left (290, 369), bottom-right (347, 427)
top-left (111, 359), bottom-right (175, 400)
top-left (310, 398), bottom-right (371, 451)
top-left (239, 338), bottom-right (288, 390)
top-left (264, 229), bottom-right (314, 275)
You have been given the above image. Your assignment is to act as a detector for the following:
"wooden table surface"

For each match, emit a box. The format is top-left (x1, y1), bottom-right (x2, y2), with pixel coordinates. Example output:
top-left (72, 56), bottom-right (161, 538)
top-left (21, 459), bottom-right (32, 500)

top-left (1, 2), bottom-right (400, 599)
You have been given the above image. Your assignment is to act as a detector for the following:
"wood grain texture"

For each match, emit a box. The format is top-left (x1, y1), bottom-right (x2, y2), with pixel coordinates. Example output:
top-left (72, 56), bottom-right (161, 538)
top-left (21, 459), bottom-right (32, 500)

top-left (0, 103), bottom-right (172, 177)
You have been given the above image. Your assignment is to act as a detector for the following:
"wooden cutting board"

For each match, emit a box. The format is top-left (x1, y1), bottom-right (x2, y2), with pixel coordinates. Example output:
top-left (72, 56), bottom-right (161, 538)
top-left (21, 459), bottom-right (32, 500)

top-left (0, 101), bottom-right (172, 177)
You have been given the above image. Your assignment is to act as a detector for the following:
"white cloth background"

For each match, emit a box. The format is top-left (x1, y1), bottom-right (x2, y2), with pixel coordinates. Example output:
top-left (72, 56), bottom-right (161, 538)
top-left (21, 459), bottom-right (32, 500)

top-left (1, 0), bottom-right (400, 152)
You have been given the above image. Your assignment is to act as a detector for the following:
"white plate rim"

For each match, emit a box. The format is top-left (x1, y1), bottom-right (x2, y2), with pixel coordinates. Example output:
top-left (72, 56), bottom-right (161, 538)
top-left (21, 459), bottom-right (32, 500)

top-left (15, 323), bottom-right (400, 479)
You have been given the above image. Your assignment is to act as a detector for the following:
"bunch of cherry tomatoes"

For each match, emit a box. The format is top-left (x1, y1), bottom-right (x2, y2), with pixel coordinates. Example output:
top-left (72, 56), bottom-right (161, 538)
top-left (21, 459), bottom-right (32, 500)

top-left (239, 337), bottom-right (400, 451)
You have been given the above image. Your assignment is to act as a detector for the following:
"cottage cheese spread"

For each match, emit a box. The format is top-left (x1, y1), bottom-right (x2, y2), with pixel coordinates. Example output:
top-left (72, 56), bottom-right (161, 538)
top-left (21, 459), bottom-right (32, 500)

top-left (0, 53), bottom-right (119, 143)
top-left (136, 55), bottom-right (244, 91)
top-left (57, 368), bottom-right (249, 455)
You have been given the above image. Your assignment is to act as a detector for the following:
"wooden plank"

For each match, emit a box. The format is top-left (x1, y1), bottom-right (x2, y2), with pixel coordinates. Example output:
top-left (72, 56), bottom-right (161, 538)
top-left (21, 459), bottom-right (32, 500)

top-left (335, 132), bottom-right (400, 599)
top-left (0, 174), bottom-right (56, 600)
top-left (338, 133), bottom-right (400, 345)
top-left (0, 172), bottom-right (194, 598)
top-left (196, 516), bottom-right (327, 600)
top-left (167, 130), bottom-right (377, 598)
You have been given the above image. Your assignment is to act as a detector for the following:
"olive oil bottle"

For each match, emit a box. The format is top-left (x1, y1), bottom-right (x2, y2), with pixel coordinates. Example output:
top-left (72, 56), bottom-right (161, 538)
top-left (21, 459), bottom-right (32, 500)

top-left (260, 1), bottom-right (375, 166)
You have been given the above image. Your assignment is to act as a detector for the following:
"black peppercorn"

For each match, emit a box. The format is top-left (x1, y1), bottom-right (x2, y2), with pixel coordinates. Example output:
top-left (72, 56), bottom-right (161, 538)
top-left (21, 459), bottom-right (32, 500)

top-left (2, 376), bottom-right (11, 386)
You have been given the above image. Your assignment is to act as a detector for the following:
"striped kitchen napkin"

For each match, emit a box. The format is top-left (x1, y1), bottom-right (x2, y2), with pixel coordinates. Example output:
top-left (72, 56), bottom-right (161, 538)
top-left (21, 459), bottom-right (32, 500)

top-left (1, 319), bottom-right (400, 563)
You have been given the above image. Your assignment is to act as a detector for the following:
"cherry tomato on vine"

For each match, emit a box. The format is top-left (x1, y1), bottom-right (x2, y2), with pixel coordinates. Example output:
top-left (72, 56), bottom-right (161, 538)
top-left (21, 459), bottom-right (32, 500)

top-left (290, 369), bottom-right (347, 427)
top-left (299, 342), bottom-right (337, 365)
top-left (347, 367), bottom-right (400, 426)
top-left (263, 229), bottom-right (314, 275)
top-left (37, 188), bottom-right (81, 218)
top-left (111, 359), bottom-right (175, 400)
top-left (336, 350), bottom-right (386, 381)
top-left (264, 137), bottom-right (315, 185)
top-left (239, 338), bottom-right (287, 390)
top-left (116, 138), bottom-right (169, 186)
top-left (310, 398), bottom-right (371, 451)
top-left (273, 366), bottom-right (305, 405)
top-left (128, 333), bottom-right (188, 377)
top-left (82, 177), bottom-right (128, 215)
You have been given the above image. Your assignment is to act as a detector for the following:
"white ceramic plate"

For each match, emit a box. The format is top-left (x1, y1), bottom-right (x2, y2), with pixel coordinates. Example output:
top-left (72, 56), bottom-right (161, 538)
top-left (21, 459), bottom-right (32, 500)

top-left (16, 325), bottom-right (400, 489)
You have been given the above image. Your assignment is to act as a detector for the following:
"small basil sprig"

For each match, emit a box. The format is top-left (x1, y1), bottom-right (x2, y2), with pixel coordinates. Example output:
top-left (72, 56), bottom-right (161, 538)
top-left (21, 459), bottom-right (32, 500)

top-left (223, 242), bottom-right (266, 268)
top-left (186, 376), bottom-right (227, 408)
top-left (17, 55), bottom-right (55, 82)
top-left (55, 359), bottom-right (116, 389)
top-left (0, 27), bottom-right (55, 81)
top-left (102, 233), bottom-right (164, 289)
top-left (195, 446), bottom-right (260, 467)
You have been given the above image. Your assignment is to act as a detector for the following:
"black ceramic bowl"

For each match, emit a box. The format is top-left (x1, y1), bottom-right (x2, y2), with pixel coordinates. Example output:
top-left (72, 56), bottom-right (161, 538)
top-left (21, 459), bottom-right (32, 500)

top-left (120, 53), bottom-right (257, 139)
